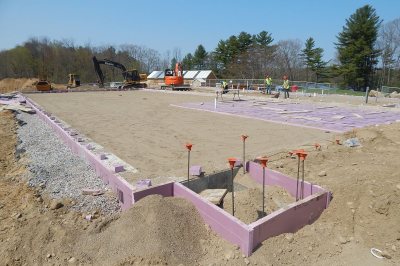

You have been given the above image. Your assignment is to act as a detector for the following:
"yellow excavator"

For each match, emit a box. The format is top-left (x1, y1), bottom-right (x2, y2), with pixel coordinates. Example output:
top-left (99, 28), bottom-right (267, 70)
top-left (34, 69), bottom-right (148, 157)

top-left (92, 56), bottom-right (147, 89)
top-left (67, 74), bottom-right (80, 89)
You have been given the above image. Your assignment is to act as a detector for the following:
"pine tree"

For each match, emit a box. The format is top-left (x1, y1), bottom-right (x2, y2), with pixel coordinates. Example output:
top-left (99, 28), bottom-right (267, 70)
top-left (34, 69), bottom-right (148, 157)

top-left (182, 53), bottom-right (193, 70)
top-left (312, 48), bottom-right (328, 82)
top-left (336, 5), bottom-right (381, 90)
top-left (301, 38), bottom-right (328, 82)
top-left (192, 45), bottom-right (207, 70)
top-left (254, 31), bottom-right (273, 47)
top-left (300, 38), bottom-right (316, 81)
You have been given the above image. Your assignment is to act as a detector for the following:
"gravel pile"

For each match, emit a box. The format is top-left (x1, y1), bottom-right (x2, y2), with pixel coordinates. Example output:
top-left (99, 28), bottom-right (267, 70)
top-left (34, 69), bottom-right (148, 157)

top-left (16, 112), bottom-right (120, 215)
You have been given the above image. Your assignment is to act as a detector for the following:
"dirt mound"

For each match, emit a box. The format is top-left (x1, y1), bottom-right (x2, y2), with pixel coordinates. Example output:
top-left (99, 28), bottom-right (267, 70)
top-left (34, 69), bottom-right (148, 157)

top-left (0, 78), bottom-right (67, 92)
top-left (76, 195), bottom-right (213, 265)
top-left (0, 78), bottom-right (39, 93)
top-left (224, 186), bottom-right (294, 224)
top-left (245, 123), bottom-right (400, 265)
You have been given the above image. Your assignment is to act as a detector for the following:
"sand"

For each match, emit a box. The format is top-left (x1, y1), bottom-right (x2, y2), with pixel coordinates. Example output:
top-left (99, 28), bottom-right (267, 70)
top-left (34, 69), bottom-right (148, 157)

top-left (223, 185), bottom-right (294, 224)
top-left (28, 90), bottom-right (332, 184)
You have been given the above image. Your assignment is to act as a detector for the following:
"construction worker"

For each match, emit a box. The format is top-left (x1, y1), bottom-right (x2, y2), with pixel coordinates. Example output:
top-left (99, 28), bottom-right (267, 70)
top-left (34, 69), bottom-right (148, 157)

top-left (222, 80), bottom-right (228, 94)
top-left (283, 75), bottom-right (290, 99)
top-left (265, 75), bottom-right (272, 94)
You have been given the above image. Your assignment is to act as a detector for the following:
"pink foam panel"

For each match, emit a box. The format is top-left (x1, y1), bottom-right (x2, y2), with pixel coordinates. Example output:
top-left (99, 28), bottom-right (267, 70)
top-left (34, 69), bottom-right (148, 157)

top-left (114, 165), bottom-right (125, 173)
top-left (246, 161), bottom-right (326, 198)
top-left (250, 192), bottom-right (329, 248)
top-left (133, 182), bottom-right (174, 203)
top-left (190, 165), bottom-right (202, 176)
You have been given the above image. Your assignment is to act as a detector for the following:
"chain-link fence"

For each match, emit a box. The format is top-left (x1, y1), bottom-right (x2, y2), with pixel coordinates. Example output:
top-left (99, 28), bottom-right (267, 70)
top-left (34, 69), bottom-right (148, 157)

top-left (381, 86), bottom-right (400, 94)
top-left (204, 79), bottom-right (340, 91)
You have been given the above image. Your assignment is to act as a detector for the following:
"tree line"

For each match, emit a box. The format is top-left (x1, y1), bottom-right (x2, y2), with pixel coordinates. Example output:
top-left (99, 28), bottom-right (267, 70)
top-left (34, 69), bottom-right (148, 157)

top-left (0, 38), bottom-right (166, 84)
top-left (0, 5), bottom-right (399, 90)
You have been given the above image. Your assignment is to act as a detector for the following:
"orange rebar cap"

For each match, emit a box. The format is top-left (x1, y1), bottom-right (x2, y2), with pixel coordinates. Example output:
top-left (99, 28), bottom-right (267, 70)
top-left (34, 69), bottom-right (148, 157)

top-left (185, 143), bottom-right (193, 151)
top-left (241, 134), bottom-right (248, 141)
top-left (228, 157), bottom-right (237, 168)
top-left (257, 156), bottom-right (269, 168)
top-left (298, 151), bottom-right (308, 161)
top-left (289, 149), bottom-right (305, 156)
top-left (290, 149), bottom-right (307, 160)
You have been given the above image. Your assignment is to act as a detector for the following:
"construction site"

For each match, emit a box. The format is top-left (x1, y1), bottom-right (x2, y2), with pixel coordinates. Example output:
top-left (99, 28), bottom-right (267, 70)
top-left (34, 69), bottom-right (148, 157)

top-left (0, 75), bottom-right (399, 265)
top-left (1, 1), bottom-right (400, 265)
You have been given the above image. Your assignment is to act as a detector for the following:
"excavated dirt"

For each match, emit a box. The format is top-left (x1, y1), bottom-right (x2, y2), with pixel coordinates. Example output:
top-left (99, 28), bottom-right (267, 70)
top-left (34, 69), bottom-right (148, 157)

top-left (0, 77), bottom-right (66, 93)
top-left (0, 78), bottom-right (38, 93)
top-left (223, 186), bottom-right (294, 224)
top-left (245, 123), bottom-right (400, 266)
top-left (75, 195), bottom-right (228, 265)
top-left (0, 110), bottom-right (88, 265)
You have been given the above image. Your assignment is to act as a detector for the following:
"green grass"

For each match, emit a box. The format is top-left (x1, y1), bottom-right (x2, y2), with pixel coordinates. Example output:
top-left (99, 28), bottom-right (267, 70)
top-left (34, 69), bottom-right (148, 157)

top-left (300, 88), bottom-right (366, 96)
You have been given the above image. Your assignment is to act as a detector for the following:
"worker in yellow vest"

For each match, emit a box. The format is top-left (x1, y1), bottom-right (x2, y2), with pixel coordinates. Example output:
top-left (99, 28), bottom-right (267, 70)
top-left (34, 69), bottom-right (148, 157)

top-left (283, 75), bottom-right (290, 99)
top-left (265, 75), bottom-right (272, 94)
top-left (222, 80), bottom-right (228, 94)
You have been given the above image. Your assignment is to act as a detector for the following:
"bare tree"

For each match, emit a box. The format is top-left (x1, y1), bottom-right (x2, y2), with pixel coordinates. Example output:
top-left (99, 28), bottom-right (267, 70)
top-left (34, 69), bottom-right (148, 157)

top-left (378, 18), bottom-right (400, 85)
top-left (172, 47), bottom-right (182, 62)
top-left (275, 39), bottom-right (302, 80)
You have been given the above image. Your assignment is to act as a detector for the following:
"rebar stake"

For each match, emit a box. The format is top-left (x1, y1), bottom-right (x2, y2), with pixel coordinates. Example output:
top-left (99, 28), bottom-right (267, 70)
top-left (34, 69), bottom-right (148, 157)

top-left (299, 151), bottom-right (308, 199)
top-left (241, 135), bottom-right (248, 174)
top-left (228, 158), bottom-right (237, 216)
top-left (291, 149), bottom-right (304, 202)
top-left (296, 155), bottom-right (300, 201)
top-left (257, 157), bottom-right (268, 217)
top-left (185, 143), bottom-right (193, 189)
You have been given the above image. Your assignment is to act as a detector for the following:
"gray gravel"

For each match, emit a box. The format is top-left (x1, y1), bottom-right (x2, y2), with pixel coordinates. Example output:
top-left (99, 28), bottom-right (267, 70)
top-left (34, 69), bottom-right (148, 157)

top-left (16, 112), bottom-right (120, 215)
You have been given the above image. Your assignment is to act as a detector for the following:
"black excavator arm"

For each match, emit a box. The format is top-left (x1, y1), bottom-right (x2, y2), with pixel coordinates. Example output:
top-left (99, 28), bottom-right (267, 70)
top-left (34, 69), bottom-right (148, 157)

top-left (92, 56), bottom-right (128, 87)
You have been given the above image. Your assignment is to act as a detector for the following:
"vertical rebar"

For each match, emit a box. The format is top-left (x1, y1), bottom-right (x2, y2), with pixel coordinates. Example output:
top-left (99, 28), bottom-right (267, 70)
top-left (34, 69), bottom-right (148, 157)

top-left (243, 140), bottom-right (246, 174)
top-left (262, 167), bottom-right (265, 216)
top-left (231, 167), bottom-right (235, 216)
top-left (301, 160), bottom-right (305, 199)
top-left (187, 150), bottom-right (190, 189)
top-left (296, 156), bottom-right (300, 201)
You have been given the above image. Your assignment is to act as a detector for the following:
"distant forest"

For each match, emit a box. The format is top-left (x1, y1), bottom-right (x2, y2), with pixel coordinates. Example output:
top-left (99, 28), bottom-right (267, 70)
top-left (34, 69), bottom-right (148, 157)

top-left (0, 5), bottom-right (399, 89)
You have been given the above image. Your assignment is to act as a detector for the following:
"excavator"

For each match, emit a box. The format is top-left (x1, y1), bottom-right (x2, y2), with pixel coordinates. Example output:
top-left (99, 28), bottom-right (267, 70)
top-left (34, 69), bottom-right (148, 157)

top-left (92, 56), bottom-right (147, 89)
top-left (161, 62), bottom-right (191, 91)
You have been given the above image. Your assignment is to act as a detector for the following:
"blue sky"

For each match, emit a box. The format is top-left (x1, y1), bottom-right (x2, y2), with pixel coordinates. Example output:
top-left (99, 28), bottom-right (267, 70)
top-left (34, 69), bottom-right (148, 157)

top-left (0, 0), bottom-right (399, 61)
